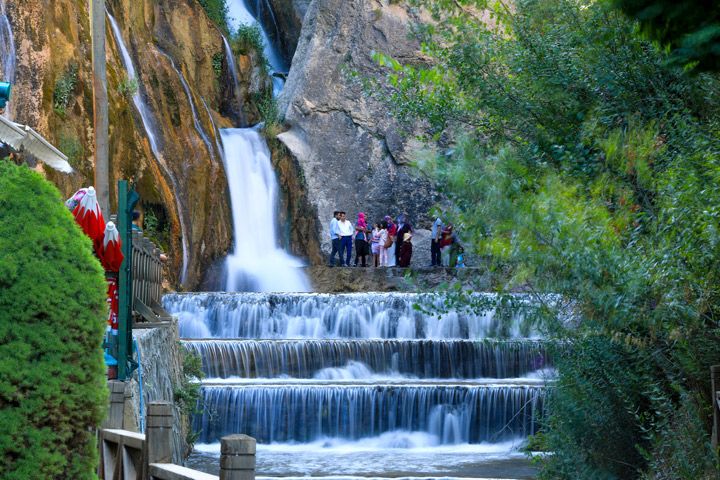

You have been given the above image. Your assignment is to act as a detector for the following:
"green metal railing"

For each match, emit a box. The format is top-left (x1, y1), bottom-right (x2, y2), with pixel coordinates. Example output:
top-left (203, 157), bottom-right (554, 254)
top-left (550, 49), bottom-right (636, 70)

top-left (117, 180), bottom-right (138, 380)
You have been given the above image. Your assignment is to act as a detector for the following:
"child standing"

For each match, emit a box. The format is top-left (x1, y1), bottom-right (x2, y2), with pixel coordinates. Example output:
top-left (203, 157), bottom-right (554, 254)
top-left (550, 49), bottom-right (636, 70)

top-left (370, 223), bottom-right (381, 267)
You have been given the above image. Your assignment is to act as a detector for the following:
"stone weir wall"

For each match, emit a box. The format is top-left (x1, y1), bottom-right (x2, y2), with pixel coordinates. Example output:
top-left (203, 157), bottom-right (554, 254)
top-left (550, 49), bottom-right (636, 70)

top-left (122, 321), bottom-right (188, 464)
top-left (306, 266), bottom-right (494, 293)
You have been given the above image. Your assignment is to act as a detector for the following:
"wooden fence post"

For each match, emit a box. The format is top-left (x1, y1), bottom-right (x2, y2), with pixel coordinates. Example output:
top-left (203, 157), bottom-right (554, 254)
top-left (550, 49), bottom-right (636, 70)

top-left (147, 401), bottom-right (173, 464)
top-left (220, 434), bottom-right (256, 480)
top-left (104, 381), bottom-right (125, 429)
top-left (712, 365), bottom-right (720, 451)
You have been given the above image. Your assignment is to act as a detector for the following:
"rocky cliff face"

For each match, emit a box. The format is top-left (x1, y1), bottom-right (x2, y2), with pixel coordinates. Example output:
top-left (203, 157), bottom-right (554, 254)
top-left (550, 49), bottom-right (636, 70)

top-left (265, 0), bottom-right (310, 67)
top-left (277, 0), bottom-right (439, 258)
top-left (8, 0), bottom-right (267, 289)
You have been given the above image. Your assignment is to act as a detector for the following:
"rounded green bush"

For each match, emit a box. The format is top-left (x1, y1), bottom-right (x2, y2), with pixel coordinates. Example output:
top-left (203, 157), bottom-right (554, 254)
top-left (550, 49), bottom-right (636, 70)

top-left (0, 161), bottom-right (107, 479)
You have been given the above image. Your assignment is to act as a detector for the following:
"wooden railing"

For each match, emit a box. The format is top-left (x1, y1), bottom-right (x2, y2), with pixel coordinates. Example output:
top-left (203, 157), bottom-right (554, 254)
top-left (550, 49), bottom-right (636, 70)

top-left (101, 383), bottom-right (255, 480)
top-left (132, 232), bottom-right (172, 326)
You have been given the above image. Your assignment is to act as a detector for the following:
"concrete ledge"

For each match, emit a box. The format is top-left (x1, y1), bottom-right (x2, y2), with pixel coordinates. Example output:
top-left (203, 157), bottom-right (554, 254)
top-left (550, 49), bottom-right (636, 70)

top-left (305, 266), bottom-right (492, 293)
top-left (149, 463), bottom-right (219, 480)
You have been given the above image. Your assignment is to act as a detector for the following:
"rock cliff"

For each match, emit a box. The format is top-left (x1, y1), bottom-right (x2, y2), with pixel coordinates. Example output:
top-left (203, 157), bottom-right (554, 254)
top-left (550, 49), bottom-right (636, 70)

top-left (7, 0), bottom-right (268, 289)
top-left (278, 0), bottom-right (439, 258)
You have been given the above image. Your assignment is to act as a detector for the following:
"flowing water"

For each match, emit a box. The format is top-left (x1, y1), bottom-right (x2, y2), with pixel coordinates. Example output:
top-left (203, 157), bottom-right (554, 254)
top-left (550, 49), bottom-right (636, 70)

top-left (107, 12), bottom-right (190, 284)
top-left (0, 0), bottom-right (16, 119)
top-left (219, 130), bottom-right (310, 292)
top-left (156, 49), bottom-right (216, 162)
top-left (226, 0), bottom-right (286, 95)
top-left (165, 293), bottom-right (548, 479)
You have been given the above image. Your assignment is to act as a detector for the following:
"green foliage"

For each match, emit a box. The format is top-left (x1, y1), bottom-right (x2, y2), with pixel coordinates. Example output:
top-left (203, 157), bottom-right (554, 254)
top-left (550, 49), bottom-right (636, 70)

top-left (610, 0), bottom-right (720, 72)
top-left (254, 90), bottom-right (279, 128)
top-left (212, 51), bottom-right (224, 81)
top-left (0, 160), bottom-right (107, 479)
top-left (142, 207), bottom-right (170, 253)
top-left (375, 0), bottom-right (720, 477)
top-left (232, 23), bottom-right (265, 58)
top-left (197, 0), bottom-right (229, 34)
top-left (174, 350), bottom-right (203, 417)
top-left (175, 349), bottom-right (204, 458)
top-left (117, 76), bottom-right (138, 100)
top-left (53, 64), bottom-right (78, 115)
top-left (58, 130), bottom-right (84, 169)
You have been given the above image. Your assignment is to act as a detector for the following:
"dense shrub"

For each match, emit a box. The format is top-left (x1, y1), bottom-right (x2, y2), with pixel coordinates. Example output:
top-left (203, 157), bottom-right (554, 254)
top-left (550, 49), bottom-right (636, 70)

top-left (375, 0), bottom-right (720, 477)
top-left (198, 0), bottom-right (229, 33)
top-left (0, 160), bottom-right (107, 479)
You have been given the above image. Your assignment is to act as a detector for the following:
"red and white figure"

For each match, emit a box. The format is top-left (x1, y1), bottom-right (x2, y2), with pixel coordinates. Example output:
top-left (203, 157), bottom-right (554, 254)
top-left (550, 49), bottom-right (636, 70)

top-left (106, 278), bottom-right (119, 332)
top-left (64, 187), bottom-right (87, 212)
top-left (72, 186), bottom-right (105, 242)
top-left (98, 221), bottom-right (124, 272)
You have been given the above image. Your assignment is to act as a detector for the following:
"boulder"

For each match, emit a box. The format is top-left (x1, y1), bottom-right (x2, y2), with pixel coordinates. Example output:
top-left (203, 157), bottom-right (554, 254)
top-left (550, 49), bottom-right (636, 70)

top-left (278, 0), bottom-right (439, 259)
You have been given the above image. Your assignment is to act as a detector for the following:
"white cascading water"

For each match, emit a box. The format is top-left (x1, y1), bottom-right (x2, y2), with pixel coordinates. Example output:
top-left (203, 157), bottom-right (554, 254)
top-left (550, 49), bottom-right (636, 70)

top-left (165, 291), bottom-right (549, 477)
top-left (222, 36), bottom-right (240, 92)
top-left (226, 0), bottom-right (285, 95)
top-left (221, 129), bottom-right (310, 292)
top-left (0, 0), bottom-right (16, 119)
top-left (156, 49), bottom-right (215, 161)
top-left (107, 12), bottom-right (190, 284)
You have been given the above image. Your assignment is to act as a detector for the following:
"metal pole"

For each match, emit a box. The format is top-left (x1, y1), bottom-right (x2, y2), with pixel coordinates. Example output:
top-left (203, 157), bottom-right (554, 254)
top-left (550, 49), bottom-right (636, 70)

top-left (117, 180), bottom-right (131, 380)
top-left (91, 0), bottom-right (110, 216)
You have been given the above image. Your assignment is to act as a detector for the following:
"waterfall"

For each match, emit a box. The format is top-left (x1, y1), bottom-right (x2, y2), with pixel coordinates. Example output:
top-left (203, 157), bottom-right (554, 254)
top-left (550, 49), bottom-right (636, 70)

top-left (167, 291), bottom-right (549, 474)
top-left (222, 36), bottom-right (240, 93)
top-left (226, 0), bottom-right (285, 95)
top-left (219, 130), bottom-right (310, 292)
top-left (196, 384), bottom-right (545, 444)
top-left (164, 292), bottom-right (538, 339)
top-left (107, 11), bottom-right (190, 284)
top-left (156, 50), bottom-right (215, 161)
top-left (0, 0), bottom-right (16, 119)
top-left (182, 339), bottom-right (550, 379)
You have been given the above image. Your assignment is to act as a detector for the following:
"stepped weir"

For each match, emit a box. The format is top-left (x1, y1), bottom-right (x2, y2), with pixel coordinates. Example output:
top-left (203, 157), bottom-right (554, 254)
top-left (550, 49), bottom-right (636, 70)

top-left (164, 292), bottom-right (550, 478)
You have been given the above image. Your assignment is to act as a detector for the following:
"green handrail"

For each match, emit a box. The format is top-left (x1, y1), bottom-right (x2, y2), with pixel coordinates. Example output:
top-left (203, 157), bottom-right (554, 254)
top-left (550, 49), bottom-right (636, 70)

top-left (117, 180), bottom-right (139, 380)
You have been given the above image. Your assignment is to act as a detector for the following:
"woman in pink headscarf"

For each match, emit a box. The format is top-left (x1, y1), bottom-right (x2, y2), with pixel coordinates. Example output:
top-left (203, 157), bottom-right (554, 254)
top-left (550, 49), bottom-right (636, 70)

top-left (354, 212), bottom-right (370, 267)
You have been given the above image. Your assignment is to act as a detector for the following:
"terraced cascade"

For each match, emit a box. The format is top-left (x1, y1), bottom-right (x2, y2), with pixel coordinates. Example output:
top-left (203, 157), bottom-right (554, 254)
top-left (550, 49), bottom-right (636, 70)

top-left (165, 292), bottom-right (552, 479)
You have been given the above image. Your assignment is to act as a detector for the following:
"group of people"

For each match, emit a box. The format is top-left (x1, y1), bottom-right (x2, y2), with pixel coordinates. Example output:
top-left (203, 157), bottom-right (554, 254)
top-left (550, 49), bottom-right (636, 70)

top-left (328, 211), bottom-right (464, 268)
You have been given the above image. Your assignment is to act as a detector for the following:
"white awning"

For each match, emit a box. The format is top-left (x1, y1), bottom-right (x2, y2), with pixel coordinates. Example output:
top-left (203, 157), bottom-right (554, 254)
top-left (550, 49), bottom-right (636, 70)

top-left (0, 115), bottom-right (73, 173)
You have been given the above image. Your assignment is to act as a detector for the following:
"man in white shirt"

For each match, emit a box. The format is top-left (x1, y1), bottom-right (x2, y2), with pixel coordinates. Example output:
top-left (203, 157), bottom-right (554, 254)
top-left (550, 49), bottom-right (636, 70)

top-left (329, 211), bottom-right (341, 266)
top-left (337, 211), bottom-right (354, 267)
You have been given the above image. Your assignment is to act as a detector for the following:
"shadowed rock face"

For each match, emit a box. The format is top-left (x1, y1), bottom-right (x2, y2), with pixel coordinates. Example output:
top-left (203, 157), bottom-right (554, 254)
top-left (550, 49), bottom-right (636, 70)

top-left (264, 0), bottom-right (311, 66)
top-left (278, 0), bottom-right (439, 258)
top-left (9, 0), bottom-right (268, 289)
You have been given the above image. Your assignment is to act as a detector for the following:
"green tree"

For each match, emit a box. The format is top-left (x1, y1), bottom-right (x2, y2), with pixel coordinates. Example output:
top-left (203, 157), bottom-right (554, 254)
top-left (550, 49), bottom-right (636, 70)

top-left (0, 160), bottom-right (108, 479)
top-left (198, 0), bottom-right (229, 34)
top-left (610, 0), bottom-right (720, 72)
top-left (375, 0), bottom-right (720, 477)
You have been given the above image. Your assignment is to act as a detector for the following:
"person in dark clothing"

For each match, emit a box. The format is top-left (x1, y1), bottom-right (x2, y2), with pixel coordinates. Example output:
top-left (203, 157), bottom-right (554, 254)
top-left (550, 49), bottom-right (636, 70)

top-left (395, 214), bottom-right (412, 265)
top-left (354, 212), bottom-right (370, 267)
top-left (430, 217), bottom-right (443, 266)
top-left (398, 232), bottom-right (413, 267)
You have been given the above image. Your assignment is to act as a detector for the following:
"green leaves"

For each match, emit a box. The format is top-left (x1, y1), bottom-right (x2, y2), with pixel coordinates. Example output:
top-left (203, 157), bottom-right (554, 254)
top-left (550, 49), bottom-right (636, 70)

top-left (0, 160), bottom-right (107, 479)
top-left (374, 0), bottom-right (720, 476)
